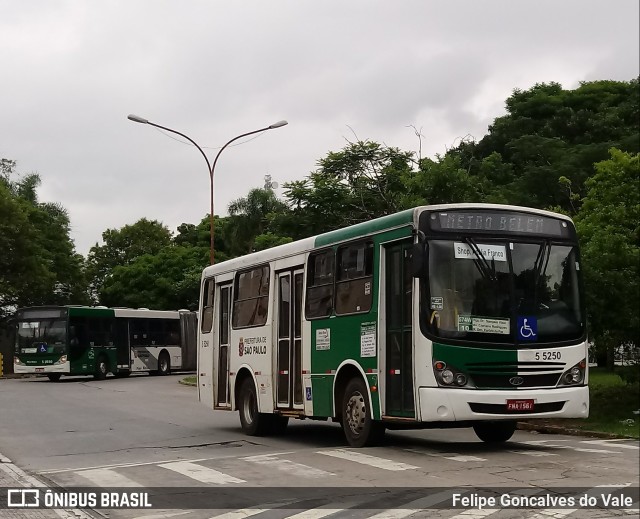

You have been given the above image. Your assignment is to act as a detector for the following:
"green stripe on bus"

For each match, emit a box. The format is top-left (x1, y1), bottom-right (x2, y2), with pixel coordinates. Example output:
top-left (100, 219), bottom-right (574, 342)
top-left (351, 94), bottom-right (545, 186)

top-left (314, 209), bottom-right (414, 247)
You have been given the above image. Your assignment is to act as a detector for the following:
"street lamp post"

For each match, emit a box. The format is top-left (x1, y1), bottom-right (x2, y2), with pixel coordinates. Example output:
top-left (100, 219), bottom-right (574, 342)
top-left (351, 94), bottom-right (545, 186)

top-left (127, 115), bottom-right (288, 265)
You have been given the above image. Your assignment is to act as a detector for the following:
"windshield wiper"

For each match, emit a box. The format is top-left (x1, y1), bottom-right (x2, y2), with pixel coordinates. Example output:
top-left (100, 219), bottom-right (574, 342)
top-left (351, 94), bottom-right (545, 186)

top-left (464, 237), bottom-right (497, 281)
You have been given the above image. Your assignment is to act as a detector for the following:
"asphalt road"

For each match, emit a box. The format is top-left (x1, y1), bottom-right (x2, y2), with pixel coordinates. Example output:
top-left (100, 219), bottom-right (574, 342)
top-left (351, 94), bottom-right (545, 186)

top-left (0, 374), bottom-right (638, 519)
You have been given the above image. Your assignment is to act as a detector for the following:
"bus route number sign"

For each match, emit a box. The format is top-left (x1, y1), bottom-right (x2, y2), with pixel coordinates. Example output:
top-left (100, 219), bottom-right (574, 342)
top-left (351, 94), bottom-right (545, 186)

top-left (506, 399), bottom-right (534, 412)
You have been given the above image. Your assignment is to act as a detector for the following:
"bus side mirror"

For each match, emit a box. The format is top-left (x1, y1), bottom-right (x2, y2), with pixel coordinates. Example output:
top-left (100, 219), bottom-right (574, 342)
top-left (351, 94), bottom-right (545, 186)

top-left (411, 243), bottom-right (427, 277)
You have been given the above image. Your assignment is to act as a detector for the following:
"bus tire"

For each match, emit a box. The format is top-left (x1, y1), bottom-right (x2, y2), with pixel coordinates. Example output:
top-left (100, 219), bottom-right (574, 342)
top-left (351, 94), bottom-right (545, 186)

top-left (94, 355), bottom-right (109, 380)
top-left (47, 374), bottom-right (61, 382)
top-left (157, 352), bottom-right (171, 376)
top-left (238, 377), bottom-right (270, 436)
top-left (473, 421), bottom-right (517, 443)
top-left (341, 377), bottom-right (385, 447)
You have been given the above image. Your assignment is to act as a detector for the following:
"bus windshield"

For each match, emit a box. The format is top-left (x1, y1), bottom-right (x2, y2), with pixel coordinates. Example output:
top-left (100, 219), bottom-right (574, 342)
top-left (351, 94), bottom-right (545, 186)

top-left (15, 319), bottom-right (67, 353)
top-left (424, 239), bottom-right (584, 344)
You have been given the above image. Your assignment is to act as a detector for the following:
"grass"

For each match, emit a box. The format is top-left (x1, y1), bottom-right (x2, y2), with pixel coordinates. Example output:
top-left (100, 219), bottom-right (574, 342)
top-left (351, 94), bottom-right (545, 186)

top-left (531, 366), bottom-right (640, 438)
top-left (178, 368), bottom-right (640, 438)
top-left (179, 375), bottom-right (197, 386)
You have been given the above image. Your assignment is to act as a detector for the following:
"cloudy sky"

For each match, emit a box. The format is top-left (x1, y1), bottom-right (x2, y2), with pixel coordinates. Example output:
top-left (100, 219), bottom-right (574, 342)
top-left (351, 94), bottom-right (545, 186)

top-left (1, 1), bottom-right (638, 255)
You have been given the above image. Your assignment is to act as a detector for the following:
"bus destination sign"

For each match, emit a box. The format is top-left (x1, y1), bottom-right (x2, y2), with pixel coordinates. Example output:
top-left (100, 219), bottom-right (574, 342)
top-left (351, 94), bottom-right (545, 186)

top-left (433, 211), bottom-right (566, 237)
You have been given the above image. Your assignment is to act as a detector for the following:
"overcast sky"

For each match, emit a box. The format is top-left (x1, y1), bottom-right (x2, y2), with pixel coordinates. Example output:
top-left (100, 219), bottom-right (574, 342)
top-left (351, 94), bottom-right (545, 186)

top-left (1, 1), bottom-right (638, 256)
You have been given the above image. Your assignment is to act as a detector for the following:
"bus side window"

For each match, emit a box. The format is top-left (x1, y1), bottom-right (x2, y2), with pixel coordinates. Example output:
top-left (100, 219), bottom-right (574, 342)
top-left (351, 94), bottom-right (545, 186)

top-left (335, 241), bottom-right (374, 315)
top-left (305, 249), bottom-right (334, 319)
top-left (232, 265), bottom-right (270, 328)
top-left (201, 277), bottom-right (215, 333)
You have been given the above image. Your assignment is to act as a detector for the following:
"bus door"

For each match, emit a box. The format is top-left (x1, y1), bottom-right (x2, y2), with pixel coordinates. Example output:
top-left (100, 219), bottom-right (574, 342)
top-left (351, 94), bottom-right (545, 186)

top-left (275, 268), bottom-right (304, 411)
top-left (114, 319), bottom-right (130, 371)
top-left (215, 283), bottom-right (232, 408)
top-left (384, 240), bottom-right (415, 418)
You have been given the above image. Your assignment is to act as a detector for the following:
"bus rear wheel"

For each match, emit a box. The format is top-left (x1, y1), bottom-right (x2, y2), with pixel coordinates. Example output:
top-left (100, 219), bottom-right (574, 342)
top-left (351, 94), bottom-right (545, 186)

top-left (341, 378), bottom-right (385, 447)
top-left (47, 374), bottom-right (61, 382)
top-left (94, 356), bottom-right (108, 380)
top-left (473, 421), bottom-right (517, 443)
top-left (238, 377), bottom-right (270, 436)
top-left (157, 352), bottom-right (171, 376)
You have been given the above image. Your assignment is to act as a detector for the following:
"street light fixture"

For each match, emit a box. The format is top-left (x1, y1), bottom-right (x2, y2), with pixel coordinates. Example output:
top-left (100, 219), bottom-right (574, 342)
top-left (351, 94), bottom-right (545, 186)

top-left (127, 114), bottom-right (288, 265)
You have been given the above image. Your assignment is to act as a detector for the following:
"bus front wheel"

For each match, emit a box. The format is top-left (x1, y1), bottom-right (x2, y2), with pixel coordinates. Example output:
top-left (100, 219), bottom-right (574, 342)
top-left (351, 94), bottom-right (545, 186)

top-left (341, 378), bottom-right (385, 447)
top-left (473, 421), bottom-right (517, 443)
top-left (238, 378), bottom-right (270, 436)
top-left (94, 356), bottom-right (109, 380)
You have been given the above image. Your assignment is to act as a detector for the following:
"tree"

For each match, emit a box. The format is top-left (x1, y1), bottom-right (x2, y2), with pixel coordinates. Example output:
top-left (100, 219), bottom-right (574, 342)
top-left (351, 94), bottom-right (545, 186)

top-left (279, 141), bottom-right (416, 239)
top-left (100, 246), bottom-right (208, 310)
top-left (0, 159), bottom-right (87, 318)
top-left (86, 218), bottom-right (172, 301)
top-left (575, 149), bottom-right (639, 368)
top-left (227, 188), bottom-right (290, 255)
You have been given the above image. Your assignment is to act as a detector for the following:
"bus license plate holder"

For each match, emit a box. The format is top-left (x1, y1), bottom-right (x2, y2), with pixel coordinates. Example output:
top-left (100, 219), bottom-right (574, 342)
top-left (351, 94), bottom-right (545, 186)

top-left (35, 368), bottom-right (44, 372)
top-left (506, 399), bottom-right (534, 412)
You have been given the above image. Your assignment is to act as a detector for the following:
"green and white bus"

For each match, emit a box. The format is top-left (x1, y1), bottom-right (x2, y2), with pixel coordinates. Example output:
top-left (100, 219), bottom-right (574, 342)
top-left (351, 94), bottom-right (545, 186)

top-left (13, 306), bottom-right (197, 381)
top-left (197, 204), bottom-right (588, 447)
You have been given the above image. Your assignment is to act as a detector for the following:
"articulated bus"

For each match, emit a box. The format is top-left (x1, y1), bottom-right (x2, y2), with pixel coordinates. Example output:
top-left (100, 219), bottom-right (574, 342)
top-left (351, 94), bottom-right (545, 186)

top-left (197, 204), bottom-right (588, 447)
top-left (13, 306), bottom-right (197, 381)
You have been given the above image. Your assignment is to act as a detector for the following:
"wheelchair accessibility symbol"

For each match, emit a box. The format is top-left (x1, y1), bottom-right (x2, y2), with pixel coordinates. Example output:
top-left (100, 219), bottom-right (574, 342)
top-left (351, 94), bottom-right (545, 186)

top-left (517, 316), bottom-right (537, 341)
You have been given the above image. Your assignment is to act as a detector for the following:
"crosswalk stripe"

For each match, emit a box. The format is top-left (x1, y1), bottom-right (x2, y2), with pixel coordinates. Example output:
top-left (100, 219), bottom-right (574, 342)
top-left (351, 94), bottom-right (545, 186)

top-left (159, 461), bottom-right (245, 485)
top-left (76, 468), bottom-right (142, 487)
top-left (285, 499), bottom-right (369, 519)
top-left (448, 508), bottom-right (499, 518)
top-left (317, 450), bottom-right (418, 471)
top-left (403, 449), bottom-right (487, 462)
top-left (208, 502), bottom-right (290, 519)
top-left (508, 450), bottom-right (557, 457)
top-left (241, 454), bottom-right (334, 478)
top-left (366, 489), bottom-right (462, 518)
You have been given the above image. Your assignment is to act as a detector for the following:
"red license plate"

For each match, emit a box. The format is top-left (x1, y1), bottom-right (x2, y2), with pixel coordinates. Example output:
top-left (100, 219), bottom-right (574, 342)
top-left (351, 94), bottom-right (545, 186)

top-left (506, 399), bottom-right (534, 411)
top-left (35, 368), bottom-right (44, 372)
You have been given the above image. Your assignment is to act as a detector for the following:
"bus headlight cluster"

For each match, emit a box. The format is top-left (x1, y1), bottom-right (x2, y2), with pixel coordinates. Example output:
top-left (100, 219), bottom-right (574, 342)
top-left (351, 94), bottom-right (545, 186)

top-left (558, 359), bottom-right (586, 386)
top-left (55, 355), bottom-right (67, 365)
top-left (14, 357), bottom-right (24, 366)
top-left (433, 361), bottom-right (472, 388)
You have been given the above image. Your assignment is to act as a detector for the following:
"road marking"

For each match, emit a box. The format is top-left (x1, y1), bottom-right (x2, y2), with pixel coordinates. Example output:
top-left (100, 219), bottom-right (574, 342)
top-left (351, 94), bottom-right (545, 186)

top-left (448, 508), bottom-right (499, 518)
top-left (317, 449), bottom-right (418, 471)
top-left (285, 499), bottom-right (371, 519)
top-left (508, 450), bottom-right (557, 457)
top-left (241, 454), bottom-right (334, 478)
top-left (76, 467), bottom-right (142, 487)
top-left (133, 512), bottom-right (191, 519)
top-left (208, 504), bottom-right (284, 519)
top-left (404, 449), bottom-right (487, 462)
top-left (582, 439), bottom-right (639, 450)
top-left (159, 461), bottom-right (245, 485)
top-left (366, 489), bottom-right (463, 518)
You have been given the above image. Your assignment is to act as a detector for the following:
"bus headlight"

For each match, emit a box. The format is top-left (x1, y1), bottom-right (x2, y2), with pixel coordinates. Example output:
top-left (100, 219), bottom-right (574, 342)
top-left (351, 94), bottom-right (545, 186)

top-left (14, 357), bottom-right (23, 366)
top-left (433, 361), bottom-right (473, 388)
top-left (55, 355), bottom-right (67, 365)
top-left (558, 359), bottom-right (586, 386)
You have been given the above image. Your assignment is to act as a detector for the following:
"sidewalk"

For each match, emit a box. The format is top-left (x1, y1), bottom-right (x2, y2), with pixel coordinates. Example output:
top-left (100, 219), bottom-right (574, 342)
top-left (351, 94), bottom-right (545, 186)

top-left (0, 452), bottom-right (93, 519)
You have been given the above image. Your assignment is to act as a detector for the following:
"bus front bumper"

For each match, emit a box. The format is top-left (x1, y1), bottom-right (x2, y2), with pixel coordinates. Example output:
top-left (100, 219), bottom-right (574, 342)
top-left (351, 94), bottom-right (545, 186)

top-left (13, 361), bottom-right (70, 375)
top-left (418, 386), bottom-right (589, 422)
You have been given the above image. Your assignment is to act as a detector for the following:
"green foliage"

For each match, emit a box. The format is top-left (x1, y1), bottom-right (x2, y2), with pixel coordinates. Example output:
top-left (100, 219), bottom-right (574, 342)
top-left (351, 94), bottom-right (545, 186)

top-left (575, 149), bottom-right (640, 366)
top-left (86, 218), bottom-right (172, 301)
top-left (0, 160), bottom-right (88, 318)
top-left (227, 188), bottom-right (290, 255)
top-left (100, 246), bottom-right (208, 310)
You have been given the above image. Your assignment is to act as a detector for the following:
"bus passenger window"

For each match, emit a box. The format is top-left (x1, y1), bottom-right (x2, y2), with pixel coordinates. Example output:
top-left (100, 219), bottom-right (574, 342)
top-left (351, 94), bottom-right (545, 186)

top-left (305, 249), bottom-right (334, 319)
top-left (232, 265), bottom-right (270, 328)
top-left (335, 241), bottom-right (374, 315)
